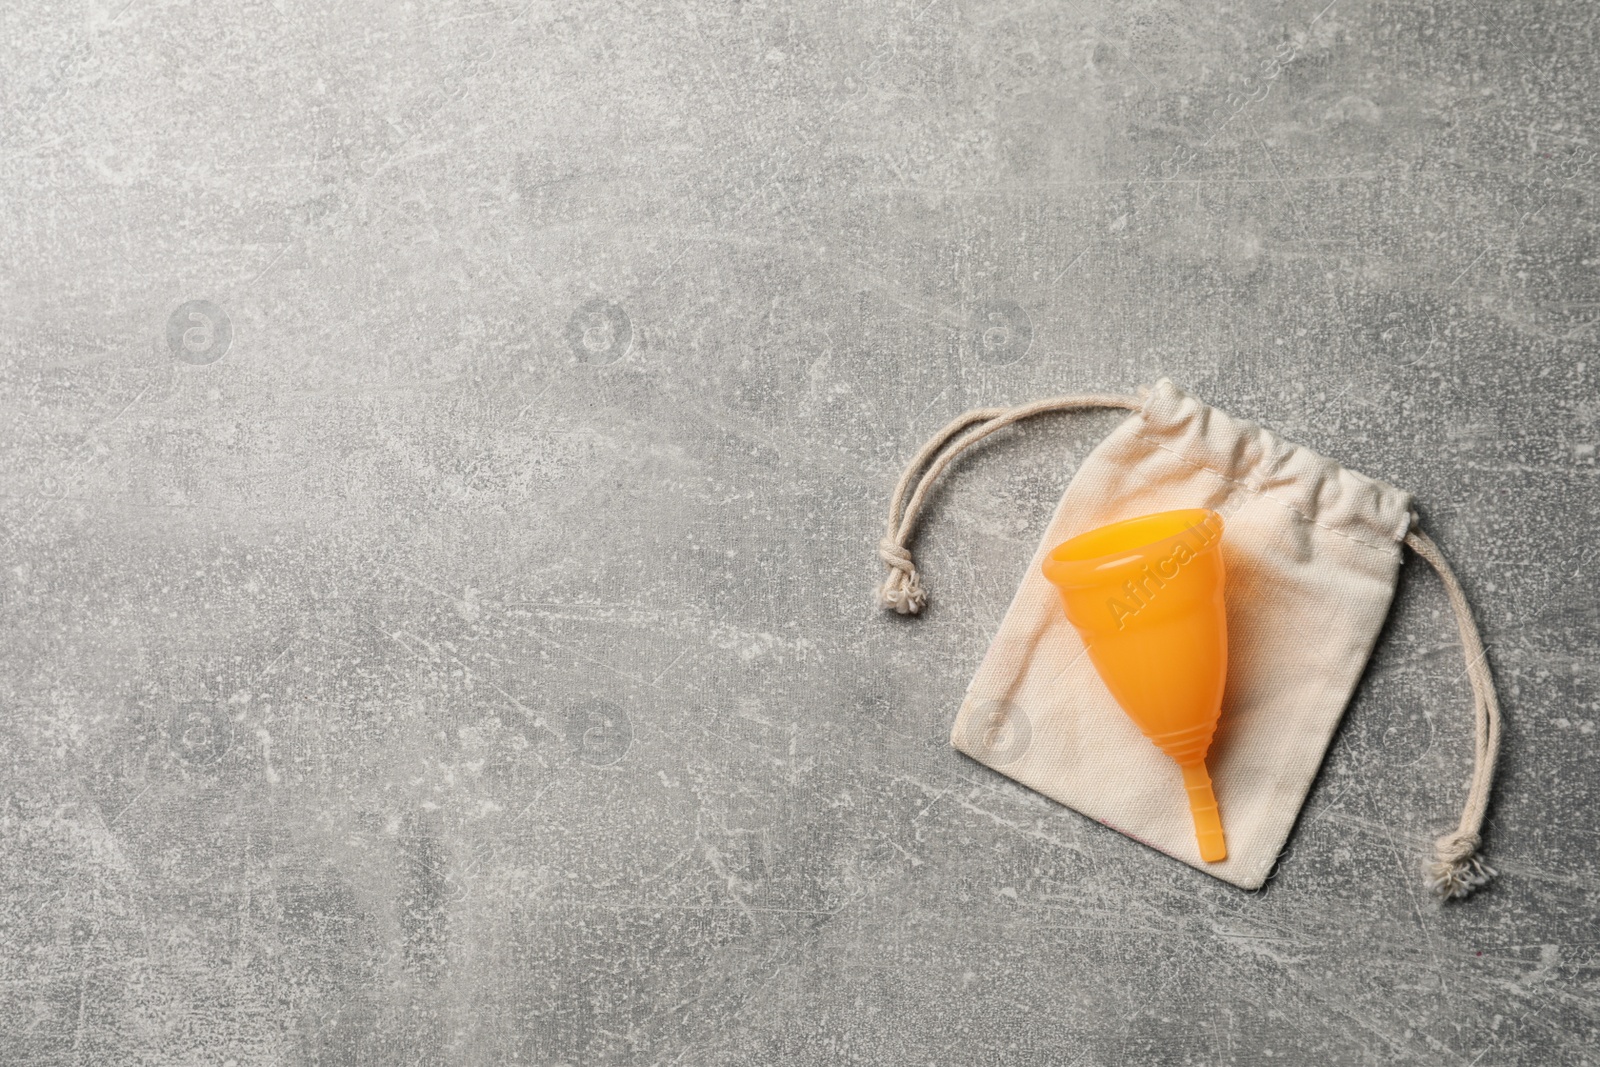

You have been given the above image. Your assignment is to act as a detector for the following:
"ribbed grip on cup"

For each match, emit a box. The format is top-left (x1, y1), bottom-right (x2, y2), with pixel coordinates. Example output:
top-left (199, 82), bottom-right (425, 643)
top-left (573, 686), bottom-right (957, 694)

top-left (1180, 761), bottom-right (1227, 863)
top-left (1150, 720), bottom-right (1218, 766)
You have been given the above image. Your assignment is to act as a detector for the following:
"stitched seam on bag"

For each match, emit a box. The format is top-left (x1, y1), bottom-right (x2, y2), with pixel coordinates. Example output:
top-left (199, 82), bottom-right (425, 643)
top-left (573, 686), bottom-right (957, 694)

top-left (1123, 426), bottom-right (1404, 554)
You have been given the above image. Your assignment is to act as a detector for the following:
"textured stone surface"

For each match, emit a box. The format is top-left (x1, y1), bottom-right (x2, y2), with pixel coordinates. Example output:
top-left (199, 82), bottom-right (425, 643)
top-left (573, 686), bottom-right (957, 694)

top-left (2, 1), bottom-right (1597, 1064)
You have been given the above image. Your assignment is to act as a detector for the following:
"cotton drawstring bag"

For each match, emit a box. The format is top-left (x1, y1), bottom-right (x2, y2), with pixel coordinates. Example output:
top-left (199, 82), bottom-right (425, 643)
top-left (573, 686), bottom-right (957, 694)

top-left (877, 379), bottom-right (1502, 898)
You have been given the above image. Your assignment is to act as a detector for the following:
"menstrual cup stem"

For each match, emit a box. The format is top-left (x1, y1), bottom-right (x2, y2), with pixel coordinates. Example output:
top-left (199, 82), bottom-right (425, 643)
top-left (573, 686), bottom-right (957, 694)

top-left (1180, 761), bottom-right (1227, 863)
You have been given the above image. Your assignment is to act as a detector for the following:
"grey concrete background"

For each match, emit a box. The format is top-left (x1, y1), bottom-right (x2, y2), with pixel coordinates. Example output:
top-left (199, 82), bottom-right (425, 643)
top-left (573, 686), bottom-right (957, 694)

top-left (2, 1), bottom-right (1596, 1064)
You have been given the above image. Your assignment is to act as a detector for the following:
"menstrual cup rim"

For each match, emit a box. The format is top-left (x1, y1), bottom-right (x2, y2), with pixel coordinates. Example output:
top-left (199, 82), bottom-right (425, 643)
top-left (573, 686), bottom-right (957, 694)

top-left (1043, 508), bottom-right (1223, 588)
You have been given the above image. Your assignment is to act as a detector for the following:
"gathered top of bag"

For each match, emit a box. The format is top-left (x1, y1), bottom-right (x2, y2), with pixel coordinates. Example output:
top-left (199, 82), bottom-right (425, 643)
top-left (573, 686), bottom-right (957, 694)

top-left (1137, 379), bottom-right (1414, 551)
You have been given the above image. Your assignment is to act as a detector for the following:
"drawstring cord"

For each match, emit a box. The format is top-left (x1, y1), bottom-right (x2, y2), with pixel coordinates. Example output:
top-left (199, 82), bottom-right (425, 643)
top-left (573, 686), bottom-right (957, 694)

top-left (1404, 525), bottom-right (1504, 900)
top-left (876, 394), bottom-right (1143, 614)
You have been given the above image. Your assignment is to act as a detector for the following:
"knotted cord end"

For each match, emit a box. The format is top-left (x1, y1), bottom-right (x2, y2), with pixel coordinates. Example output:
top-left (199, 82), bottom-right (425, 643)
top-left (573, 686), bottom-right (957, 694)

top-left (1425, 830), bottom-right (1496, 900)
top-left (876, 538), bottom-right (926, 615)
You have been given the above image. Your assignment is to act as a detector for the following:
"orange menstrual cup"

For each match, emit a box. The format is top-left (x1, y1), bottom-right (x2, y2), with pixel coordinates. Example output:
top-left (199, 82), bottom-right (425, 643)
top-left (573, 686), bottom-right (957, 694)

top-left (1041, 509), bottom-right (1230, 862)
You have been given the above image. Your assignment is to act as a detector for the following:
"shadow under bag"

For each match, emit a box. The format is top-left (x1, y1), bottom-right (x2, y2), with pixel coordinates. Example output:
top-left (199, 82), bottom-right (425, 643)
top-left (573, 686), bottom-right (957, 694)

top-left (876, 379), bottom-right (1502, 898)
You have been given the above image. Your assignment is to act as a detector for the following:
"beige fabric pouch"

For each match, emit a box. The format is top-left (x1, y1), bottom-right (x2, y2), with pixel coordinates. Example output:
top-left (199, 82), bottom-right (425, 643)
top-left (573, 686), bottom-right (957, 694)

top-left (876, 380), bottom-right (1502, 897)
